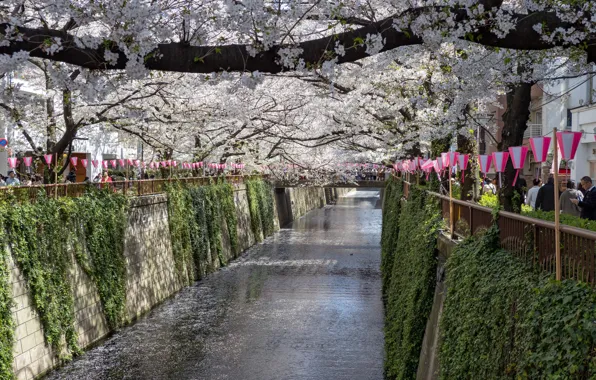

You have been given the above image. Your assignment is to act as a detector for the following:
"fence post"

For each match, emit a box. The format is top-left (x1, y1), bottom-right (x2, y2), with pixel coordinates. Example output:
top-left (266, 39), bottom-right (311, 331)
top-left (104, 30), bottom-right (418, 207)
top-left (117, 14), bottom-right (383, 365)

top-left (469, 204), bottom-right (473, 235)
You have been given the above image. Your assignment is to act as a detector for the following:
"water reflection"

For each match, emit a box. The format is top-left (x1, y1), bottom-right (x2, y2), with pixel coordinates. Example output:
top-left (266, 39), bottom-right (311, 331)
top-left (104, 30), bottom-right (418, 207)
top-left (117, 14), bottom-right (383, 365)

top-left (45, 190), bottom-right (383, 380)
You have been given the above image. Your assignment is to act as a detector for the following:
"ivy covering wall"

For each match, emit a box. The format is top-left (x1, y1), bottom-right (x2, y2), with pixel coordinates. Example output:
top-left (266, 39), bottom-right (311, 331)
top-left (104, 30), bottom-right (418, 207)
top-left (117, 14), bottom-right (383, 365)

top-left (0, 212), bottom-right (14, 380)
top-left (383, 185), bottom-right (442, 380)
top-left (165, 180), bottom-right (242, 282)
top-left (440, 225), bottom-right (596, 379)
top-left (246, 179), bottom-right (275, 242)
top-left (380, 177), bottom-right (403, 303)
top-left (0, 177), bottom-right (274, 378)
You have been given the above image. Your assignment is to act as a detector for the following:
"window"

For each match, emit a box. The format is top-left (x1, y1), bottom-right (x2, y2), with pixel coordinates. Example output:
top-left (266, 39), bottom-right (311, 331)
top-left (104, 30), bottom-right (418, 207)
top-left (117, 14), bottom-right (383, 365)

top-left (535, 111), bottom-right (542, 124)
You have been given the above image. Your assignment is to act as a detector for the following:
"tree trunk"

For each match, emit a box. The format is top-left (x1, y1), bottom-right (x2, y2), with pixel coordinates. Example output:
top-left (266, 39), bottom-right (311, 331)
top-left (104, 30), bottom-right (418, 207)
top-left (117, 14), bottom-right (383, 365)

top-left (498, 82), bottom-right (533, 212)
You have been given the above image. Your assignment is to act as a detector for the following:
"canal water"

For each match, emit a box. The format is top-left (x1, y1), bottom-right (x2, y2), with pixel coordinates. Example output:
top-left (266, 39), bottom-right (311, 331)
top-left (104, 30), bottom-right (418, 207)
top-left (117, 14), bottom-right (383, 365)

top-left (46, 189), bottom-right (384, 380)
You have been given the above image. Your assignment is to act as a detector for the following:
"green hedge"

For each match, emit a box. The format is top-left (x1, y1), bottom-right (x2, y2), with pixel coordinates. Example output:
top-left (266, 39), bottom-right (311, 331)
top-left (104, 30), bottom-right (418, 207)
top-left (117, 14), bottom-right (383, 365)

top-left (440, 225), bottom-right (596, 379)
top-left (383, 186), bottom-right (442, 380)
top-left (246, 179), bottom-right (275, 241)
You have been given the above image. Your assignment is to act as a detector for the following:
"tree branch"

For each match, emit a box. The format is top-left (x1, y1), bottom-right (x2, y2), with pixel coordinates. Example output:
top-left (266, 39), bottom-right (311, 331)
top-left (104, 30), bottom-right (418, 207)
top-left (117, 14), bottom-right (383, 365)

top-left (0, 7), bottom-right (593, 73)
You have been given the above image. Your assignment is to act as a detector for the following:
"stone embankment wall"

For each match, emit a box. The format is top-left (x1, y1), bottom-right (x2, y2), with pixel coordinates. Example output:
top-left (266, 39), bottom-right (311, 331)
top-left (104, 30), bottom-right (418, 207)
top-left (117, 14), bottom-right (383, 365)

top-left (8, 185), bottom-right (326, 380)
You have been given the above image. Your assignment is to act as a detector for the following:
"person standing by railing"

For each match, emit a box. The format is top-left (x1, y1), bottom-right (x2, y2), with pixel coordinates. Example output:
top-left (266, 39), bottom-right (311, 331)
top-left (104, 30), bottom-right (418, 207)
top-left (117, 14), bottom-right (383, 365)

top-left (525, 178), bottom-right (542, 209)
top-left (571, 176), bottom-right (596, 220)
top-left (6, 170), bottom-right (20, 186)
top-left (560, 180), bottom-right (582, 217)
top-left (536, 176), bottom-right (555, 211)
top-left (100, 171), bottom-right (113, 189)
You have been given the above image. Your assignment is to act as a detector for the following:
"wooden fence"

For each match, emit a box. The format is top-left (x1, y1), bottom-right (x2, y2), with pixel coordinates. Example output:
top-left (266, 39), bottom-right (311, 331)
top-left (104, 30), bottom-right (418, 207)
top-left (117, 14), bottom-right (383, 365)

top-left (0, 175), bottom-right (265, 202)
top-left (402, 180), bottom-right (596, 285)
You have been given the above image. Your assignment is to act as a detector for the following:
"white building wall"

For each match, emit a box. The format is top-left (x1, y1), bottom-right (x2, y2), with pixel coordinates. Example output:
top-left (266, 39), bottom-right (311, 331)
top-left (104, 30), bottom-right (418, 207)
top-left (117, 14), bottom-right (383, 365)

top-left (543, 68), bottom-right (596, 182)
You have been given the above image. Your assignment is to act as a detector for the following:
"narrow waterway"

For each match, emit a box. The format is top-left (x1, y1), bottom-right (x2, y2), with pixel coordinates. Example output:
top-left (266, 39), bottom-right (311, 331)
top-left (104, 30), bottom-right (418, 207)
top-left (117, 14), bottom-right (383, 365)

top-left (46, 189), bottom-right (384, 380)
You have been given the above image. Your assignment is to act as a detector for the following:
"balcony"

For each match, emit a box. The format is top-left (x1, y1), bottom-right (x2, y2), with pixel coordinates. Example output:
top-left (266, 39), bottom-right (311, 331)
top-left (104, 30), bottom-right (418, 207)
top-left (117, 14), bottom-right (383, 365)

top-left (523, 124), bottom-right (543, 139)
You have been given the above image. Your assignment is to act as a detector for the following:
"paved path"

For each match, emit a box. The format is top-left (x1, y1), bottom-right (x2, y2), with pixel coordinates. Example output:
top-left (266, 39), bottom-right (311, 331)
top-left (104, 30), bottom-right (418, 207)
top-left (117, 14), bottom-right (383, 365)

top-left (46, 189), bottom-right (384, 380)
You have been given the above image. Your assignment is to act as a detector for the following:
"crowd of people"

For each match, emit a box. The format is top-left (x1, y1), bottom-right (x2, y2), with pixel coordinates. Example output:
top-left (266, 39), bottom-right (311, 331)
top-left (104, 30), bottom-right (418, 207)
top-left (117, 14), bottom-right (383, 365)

top-left (496, 175), bottom-right (596, 221)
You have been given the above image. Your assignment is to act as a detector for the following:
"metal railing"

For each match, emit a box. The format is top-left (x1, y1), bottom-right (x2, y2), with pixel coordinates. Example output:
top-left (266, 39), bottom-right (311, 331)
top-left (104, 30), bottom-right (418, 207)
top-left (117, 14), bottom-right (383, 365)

top-left (402, 180), bottom-right (596, 285)
top-left (523, 123), bottom-right (543, 139)
top-left (0, 175), bottom-right (265, 202)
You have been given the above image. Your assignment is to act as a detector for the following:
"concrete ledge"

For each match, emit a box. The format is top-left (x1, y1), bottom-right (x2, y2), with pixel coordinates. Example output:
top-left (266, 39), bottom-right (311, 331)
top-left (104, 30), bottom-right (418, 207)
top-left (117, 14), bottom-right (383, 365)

top-left (416, 232), bottom-right (458, 380)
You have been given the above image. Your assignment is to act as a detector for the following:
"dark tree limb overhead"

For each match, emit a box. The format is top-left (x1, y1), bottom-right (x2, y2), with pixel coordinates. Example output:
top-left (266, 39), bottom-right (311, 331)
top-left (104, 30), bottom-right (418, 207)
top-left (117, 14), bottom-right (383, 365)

top-left (0, 6), bottom-right (593, 74)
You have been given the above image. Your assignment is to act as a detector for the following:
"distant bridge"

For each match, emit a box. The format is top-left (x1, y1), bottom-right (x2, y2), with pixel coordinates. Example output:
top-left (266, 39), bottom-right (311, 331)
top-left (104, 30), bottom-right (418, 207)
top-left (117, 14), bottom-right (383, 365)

top-left (272, 180), bottom-right (386, 188)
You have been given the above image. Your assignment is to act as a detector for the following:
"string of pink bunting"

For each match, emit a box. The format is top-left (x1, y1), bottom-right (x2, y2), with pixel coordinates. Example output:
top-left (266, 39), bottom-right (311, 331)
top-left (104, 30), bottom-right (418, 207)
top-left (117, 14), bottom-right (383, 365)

top-left (391, 132), bottom-right (583, 185)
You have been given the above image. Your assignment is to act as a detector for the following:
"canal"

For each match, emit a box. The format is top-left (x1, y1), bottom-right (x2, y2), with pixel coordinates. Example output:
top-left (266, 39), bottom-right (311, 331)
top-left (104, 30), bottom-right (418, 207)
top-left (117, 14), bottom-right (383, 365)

top-left (46, 189), bottom-right (384, 380)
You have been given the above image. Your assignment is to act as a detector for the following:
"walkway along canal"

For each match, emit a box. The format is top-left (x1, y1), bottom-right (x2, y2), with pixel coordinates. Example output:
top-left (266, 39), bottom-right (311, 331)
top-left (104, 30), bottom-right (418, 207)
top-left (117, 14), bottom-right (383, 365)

top-left (45, 189), bottom-right (384, 380)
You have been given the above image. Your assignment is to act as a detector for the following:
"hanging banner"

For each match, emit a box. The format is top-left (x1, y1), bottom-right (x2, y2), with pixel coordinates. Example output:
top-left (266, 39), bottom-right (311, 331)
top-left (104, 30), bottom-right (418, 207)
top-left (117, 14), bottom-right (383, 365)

top-left (23, 157), bottom-right (33, 167)
top-left (448, 152), bottom-right (459, 168)
top-left (118, 159), bottom-right (125, 168)
top-left (7, 157), bottom-right (17, 168)
top-left (134, 160), bottom-right (140, 167)
top-left (92, 160), bottom-right (99, 168)
top-left (70, 156), bottom-right (78, 167)
top-left (44, 154), bottom-right (53, 166)
top-left (173, 161), bottom-right (178, 167)
top-left (102, 161), bottom-right (109, 169)
top-left (457, 154), bottom-right (469, 183)
top-left (508, 146), bottom-right (528, 186)
top-left (492, 152), bottom-right (509, 188)
top-left (556, 131), bottom-right (582, 160)
top-left (478, 155), bottom-right (493, 177)
top-left (110, 160), bottom-right (117, 168)
top-left (127, 158), bottom-right (133, 166)
top-left (529, 136), bottom-right (551, 162)
top-left (81, 159), bottom-right (88, 168)
top-left (441, 152), bottom-right (449, 168)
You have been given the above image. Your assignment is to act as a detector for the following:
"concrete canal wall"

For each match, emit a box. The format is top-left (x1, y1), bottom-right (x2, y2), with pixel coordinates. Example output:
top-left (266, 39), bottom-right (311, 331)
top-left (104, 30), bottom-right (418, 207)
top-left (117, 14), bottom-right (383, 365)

top-left (8, 185), bottom-right (327, 380)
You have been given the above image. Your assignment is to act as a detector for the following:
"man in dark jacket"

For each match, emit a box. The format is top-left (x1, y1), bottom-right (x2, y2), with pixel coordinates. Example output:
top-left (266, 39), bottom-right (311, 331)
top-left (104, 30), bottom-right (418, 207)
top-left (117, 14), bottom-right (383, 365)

top-left (572, 176), bottom-right (596, 220)
top-left (536, 176), bottom-right (555, 211)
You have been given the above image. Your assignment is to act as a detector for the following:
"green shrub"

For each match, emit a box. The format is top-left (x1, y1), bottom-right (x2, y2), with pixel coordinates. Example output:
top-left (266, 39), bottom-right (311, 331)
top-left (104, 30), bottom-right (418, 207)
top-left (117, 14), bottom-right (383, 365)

top-left (440, 226), bottom-right (596, 379)
top-left (523, 209), bottom-right (596, 232)
top-left (384, 186), bottom-right (442, 380)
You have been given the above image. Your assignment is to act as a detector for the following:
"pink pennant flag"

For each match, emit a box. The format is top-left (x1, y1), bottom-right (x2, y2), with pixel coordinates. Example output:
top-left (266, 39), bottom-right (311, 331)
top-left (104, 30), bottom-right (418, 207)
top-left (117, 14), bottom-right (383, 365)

top-left (70, 156), bottom-right (78, 167)
top-left (23, 156), bottom-right (33, 167)
top-left (118, 159), bottom-right (125, 167)
top-left (529, 137), bottom-right (551, 163)
top-left (173, 161), bottom-right (178, 167)
top-left (127, 158), bottom-right (133, 166)
top-left (134, 160), bottom-right (140, 167)
top-left (435, 157), bottom-right (444, 172)
top-left (448, 152), bottom-right (459, 168)
top-left (508, 146), bottom-right (528, 186)
top-left (7, 157), bottom-right (17, 168)
top-left (102, 161), bottom-right (109, 169)
top-left (44, 154), bottom-right (53, 166)
top-left (556, 131), bottom-right (582, 160)
top-left (161, 161), bottom-right (167, 168)
top-left (457, 154), bottom-right (469, 183)
top-left (492, 152), bottom-right (509, 188)
top-left (478, 155), bottom-right (493, 176)
top-left (81, 159), bottom-right (88, 168)
top-left (166, 160), bottom-right (172, 167)
top-left (110, 160), bottom-right (117, 168)
top-left (492, 152), bottom-right (509, 173)
top-left (142, 162), bottom-right (146, 169)
top-left (92, 160), bottom-right (99, 168)
top-left (441, 152), bottom-right (450, 168)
